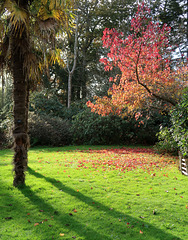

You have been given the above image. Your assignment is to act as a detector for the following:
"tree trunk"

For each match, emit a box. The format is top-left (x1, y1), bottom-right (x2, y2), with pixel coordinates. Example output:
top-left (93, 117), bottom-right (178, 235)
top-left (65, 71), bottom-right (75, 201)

top-left (12, 47), bottom-right (29, 186)
top-left (67, 73), bottom-right (72, 108)
top-left (11, 35), bottom-right (29, 187)
top-left (81, 50), bottom-right (87, 99)
top-left (67, 16), bottom-right (78, 108)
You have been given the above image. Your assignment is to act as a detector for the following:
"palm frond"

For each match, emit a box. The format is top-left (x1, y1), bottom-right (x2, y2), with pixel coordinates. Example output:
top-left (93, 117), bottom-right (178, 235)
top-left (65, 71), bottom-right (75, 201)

top-left (37, 5), bottom-right (53, 21)
top-left (0, 0), bottom-right (6, 14)
top-left (0, 0), bottom-right (75, 84)
top-left (37, 18), bottom-right (57, 33)
top-left (0, 20), bottom-right (5, 41)
top-left (4, 0), bottom-right (29, 36)
top-left (23, 51), bottom-right (40, 83)
top-left (41, 0), bottom-right (48, 5)
top-left (49, 0), bottom-right (60, 10)
top-left (49, 48), bottom-right (65, 67)
top-left (49, 0), bottom-right (74, 11)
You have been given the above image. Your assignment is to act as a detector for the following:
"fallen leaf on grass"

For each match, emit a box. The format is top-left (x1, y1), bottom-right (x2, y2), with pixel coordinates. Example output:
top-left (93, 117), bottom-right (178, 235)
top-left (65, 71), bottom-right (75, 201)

top-left (59, 233), bottom-right (65, 236)
top-left (5, 217), bottom-right (12, 220)
top-left (73, 209), bottom-right (77, 213)
top-left (28, 219), bottom-right (31, 223)
top-left (69, 213), bottom-right (73, 216)
top-left (76, 148), bottom-right (177, 174)
top-left (140, 230), bottom-right (143, 234)
top-left (39, 210), bottom-right (44, 212)
top-left (34, 223), bottom-right (39, 226)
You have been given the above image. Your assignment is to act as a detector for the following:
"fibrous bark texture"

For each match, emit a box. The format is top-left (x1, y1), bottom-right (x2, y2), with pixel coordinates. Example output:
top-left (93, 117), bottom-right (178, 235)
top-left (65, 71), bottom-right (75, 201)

top-left (11, 9), bottom-right (30, 186)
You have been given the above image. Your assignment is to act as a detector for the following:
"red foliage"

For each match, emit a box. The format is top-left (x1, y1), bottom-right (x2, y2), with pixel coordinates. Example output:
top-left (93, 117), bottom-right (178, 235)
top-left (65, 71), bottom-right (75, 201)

top-left (87, 3), bottom-right (187, 117)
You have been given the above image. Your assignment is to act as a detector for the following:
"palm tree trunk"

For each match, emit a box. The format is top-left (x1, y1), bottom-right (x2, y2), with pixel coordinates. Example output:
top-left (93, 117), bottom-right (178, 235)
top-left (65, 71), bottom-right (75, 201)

top-left (10, 0), bottom-right (30, 187)
top-left (11, 37), bottom-right (29, 187)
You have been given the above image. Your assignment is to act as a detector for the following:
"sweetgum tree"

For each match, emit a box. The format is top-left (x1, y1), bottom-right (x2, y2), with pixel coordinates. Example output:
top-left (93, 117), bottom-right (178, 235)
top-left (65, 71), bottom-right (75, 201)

top-left (87, 3), bottom-right (188, 118)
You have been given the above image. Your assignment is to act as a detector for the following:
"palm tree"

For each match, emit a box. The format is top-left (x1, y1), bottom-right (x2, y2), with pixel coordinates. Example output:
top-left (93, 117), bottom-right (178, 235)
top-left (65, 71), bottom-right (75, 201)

top-left (0, 0), bottom-right (74, 186)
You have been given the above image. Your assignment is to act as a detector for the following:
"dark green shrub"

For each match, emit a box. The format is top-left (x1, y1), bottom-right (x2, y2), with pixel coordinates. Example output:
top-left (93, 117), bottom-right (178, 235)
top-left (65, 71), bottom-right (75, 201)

top-left (0, 128), bottom-right (6, 148)
top-left (71, 108), bottom-right (122, 145)
top-left (154, 126), bottom-right (178, 155)
top-left (155, 90), bottom-right (188, 156)
top-left (71, 107), bottom-right (164, 145)
top-left (122, 111), bottom-right (169, 145)
top-left (30, 90), bottom-right (86, 120)
top-left (0, 85), bottom-right (14, 147)
top-left (29, 113), bottom-right (72, 146)
top-left (171, 90), bottom-right (188, 156)
top-left (0, 112), bottom-right (13, 148)
top-left (0, 113), bottom-right (72, 147)
top-left (30, 90), bottom-right (65, 118)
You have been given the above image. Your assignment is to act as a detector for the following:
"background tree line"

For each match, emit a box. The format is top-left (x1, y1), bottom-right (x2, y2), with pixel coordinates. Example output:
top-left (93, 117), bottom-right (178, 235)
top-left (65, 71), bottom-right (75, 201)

top-left (0, 0), bottom-right (187, 154)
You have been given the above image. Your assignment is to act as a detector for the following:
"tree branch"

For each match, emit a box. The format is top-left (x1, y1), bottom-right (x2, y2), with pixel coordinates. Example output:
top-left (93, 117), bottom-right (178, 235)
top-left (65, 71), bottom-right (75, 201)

top-left (135, 44), bottom-right (177, 106)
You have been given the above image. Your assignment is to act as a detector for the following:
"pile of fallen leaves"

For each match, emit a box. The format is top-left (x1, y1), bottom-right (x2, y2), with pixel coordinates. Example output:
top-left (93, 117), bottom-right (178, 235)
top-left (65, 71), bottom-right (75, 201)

top-left (76, 148), bottom-right (177, 174)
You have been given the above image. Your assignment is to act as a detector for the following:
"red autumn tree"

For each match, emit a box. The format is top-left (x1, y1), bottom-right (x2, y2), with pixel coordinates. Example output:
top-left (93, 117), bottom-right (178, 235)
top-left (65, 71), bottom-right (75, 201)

top-left (87, 3), bottom-right (187, 118)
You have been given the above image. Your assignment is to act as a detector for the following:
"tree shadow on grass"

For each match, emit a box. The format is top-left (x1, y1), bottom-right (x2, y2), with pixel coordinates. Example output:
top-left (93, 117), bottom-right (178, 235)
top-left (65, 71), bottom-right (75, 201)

top-left (18, 185), bottom-right (112, 239)
top-left (27, 167), bottom-right (181, 240)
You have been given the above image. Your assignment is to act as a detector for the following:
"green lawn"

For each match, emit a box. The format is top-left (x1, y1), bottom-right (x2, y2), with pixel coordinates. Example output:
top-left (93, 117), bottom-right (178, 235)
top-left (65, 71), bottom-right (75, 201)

top-left (0, 146), bottom-right (188, 240)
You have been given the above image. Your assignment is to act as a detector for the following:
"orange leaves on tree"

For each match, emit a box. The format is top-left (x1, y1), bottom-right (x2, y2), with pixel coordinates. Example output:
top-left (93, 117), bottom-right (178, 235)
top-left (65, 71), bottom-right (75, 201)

top-left (87, 3), bottom-right (188, 117)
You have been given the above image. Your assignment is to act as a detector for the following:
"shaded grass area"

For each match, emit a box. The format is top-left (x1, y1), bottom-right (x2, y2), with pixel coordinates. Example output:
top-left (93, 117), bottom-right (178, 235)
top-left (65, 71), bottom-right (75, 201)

top-left (0, 145), bottom-right (188, 240)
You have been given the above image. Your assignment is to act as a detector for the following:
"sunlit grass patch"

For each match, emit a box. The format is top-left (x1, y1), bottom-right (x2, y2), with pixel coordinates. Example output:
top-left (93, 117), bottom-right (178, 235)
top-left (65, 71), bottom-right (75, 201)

top-left (0, 146), bottom-right (188, 240)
